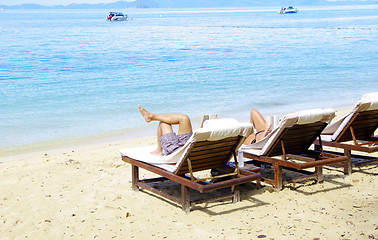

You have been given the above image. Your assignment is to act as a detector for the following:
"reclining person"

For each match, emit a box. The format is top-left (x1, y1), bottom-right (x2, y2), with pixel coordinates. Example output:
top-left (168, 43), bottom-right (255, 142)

top-left (244, 109), bottom-right (271, 145)
top-left (139, 105), bottom-right (271, 155)
top-left (138, 105), bottom-right (193, 156)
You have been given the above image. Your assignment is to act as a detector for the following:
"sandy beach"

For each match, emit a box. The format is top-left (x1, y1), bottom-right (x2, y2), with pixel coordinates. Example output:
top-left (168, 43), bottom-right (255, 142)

top-left (1, 107), bottom-right (377, 240)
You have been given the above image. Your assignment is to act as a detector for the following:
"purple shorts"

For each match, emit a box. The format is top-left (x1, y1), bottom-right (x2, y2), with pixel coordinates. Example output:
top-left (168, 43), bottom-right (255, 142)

top-left (160, 132), bottom-right (192, 156)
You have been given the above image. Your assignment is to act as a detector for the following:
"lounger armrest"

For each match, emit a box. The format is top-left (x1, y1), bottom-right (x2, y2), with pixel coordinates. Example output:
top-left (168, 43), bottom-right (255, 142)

top-left (297, 155), bottom-right (348, 169)
top-left (320, 140), bottom-right (378, 153)
top-left (199, 173), bottom-right (261, 192)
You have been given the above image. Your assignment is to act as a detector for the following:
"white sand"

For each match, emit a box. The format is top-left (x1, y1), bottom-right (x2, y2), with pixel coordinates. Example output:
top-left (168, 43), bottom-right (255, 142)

top-left (0, 107), bottom-right (377, 239)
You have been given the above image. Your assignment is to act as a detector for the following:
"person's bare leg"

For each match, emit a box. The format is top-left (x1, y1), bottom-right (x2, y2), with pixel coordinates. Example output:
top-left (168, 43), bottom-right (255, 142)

top-left (138, 105), bottom-right (192, 134)
top-left (139, 105), bottom-right (192, 155)
top-left (150, 122), bottom-right (174, 156)
top-left (250, 109), bottom-right (266, 132)
top-left (244, 133), bottom-right (256, 145)
top-left (244, 109), bottom-right (271, 144)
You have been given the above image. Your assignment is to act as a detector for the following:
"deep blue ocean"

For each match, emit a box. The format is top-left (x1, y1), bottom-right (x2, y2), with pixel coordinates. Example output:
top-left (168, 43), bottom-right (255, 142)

top-left (0, 6), bottom-right (377, 153)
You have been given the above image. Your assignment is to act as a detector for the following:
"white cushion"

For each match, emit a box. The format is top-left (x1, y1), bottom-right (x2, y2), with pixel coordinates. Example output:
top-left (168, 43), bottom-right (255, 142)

top-left (119, 145), bottom-right (186, 165)
top-left (321, 92), bottom-right (378, 141)
top-left (360, 92), bottom-right (378, 111)
top-left (284, 108), bottom-right (335, 125)
top-left (202, 118), bottom-right (242, 141)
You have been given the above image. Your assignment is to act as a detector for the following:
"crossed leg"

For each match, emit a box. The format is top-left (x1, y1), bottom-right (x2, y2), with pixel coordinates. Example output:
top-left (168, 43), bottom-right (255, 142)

top-left (244, 109), bottom-right (271, 145)
top-left (138, 105), bottom-right (192, 156)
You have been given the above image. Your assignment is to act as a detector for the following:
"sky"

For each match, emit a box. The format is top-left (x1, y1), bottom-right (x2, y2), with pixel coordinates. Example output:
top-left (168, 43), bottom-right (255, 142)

top-left (1, 0), bottom-right (133, 6)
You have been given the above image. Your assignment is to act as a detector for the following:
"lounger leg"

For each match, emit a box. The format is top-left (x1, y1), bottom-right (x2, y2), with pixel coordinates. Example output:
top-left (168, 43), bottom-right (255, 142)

top-left (131, 165), bottom-right (139, 191)
top-left (232, 185), bottom-right (240, 203)
top-left (344, 149), bottom-right (352, 175)
top-left (273, 164), bottom-right (283, 191)
top-left (315, 166), bottom-right (323, 183)
top-left (256, 179), bottom-right (262, 190)
top-left (314, 144), bottom-right (321, 151)
top-left (181, 185), bottom-right (190, 214)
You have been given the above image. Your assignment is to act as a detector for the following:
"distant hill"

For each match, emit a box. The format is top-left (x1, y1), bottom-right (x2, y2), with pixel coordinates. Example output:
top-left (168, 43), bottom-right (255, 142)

top-left (1, 0), bottom-right (377, 9)
top-left (0, 0), bottom-right (156, 9)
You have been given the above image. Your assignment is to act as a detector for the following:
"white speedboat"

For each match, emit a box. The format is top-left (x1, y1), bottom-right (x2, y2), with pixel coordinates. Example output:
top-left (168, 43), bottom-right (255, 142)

top-left (107, 12), bottom-right (128, 21)
top-left (279, 6), bottom-right (298, 14)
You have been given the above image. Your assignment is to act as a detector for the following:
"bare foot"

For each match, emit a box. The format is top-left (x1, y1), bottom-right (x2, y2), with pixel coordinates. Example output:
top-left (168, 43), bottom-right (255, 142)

top-left (138, 105), bottom-right (152, 123)
top-left (150, 149), bottom-right (163, 156)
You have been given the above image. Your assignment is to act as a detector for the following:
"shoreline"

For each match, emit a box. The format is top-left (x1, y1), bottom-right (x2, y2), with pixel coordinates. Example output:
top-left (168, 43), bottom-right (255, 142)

top-left (0, 105), bottom-right (354, 159)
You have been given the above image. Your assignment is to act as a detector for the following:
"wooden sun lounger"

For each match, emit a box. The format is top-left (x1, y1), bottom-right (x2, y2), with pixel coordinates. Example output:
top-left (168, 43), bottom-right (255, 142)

top-left (121, 119), bottom-right (261, 213)
top-left (241, 109), bottom-right (348, 191)
top-left (314, 93), bottom-right (378, 174)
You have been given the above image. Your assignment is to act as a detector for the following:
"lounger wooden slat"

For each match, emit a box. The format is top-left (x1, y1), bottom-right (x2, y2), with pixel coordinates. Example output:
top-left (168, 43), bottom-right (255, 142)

top-left (120, 119), bottom-right (261, 213)
top-left (241, 108), bottom-right (348, 190)
top-left (267, 122), bottom-right (327, 156)
top-left (314, 94), bottom-right (378, 174)
top-left (334, 110), bottom-right (378, 142)
top-left (175, 138), bottom-right (240, 175)
top-left (188, 149), bottom-right (231, 158)
top-left (180, 155), bottom-right (229, 167)
top-left (176, 161), bottom-right (230, 173)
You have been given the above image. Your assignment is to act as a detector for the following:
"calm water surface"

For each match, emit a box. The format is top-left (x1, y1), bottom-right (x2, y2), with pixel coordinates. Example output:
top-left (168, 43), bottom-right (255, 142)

top-left (0, 6), bottom-right (377, 153)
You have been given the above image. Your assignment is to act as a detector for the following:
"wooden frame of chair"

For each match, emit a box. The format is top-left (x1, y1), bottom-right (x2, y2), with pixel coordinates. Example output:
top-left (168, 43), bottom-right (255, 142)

top-left (243, 121), bottom-right (348, 190)
top-left (314, 109), bottom-right (378, 175)
top-left (122, 135), bottom-right (261, 213)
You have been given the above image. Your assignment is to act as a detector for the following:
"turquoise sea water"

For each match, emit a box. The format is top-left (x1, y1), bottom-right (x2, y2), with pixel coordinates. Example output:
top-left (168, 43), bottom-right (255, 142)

top-left (1, 6), bottom-right (378, 153)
